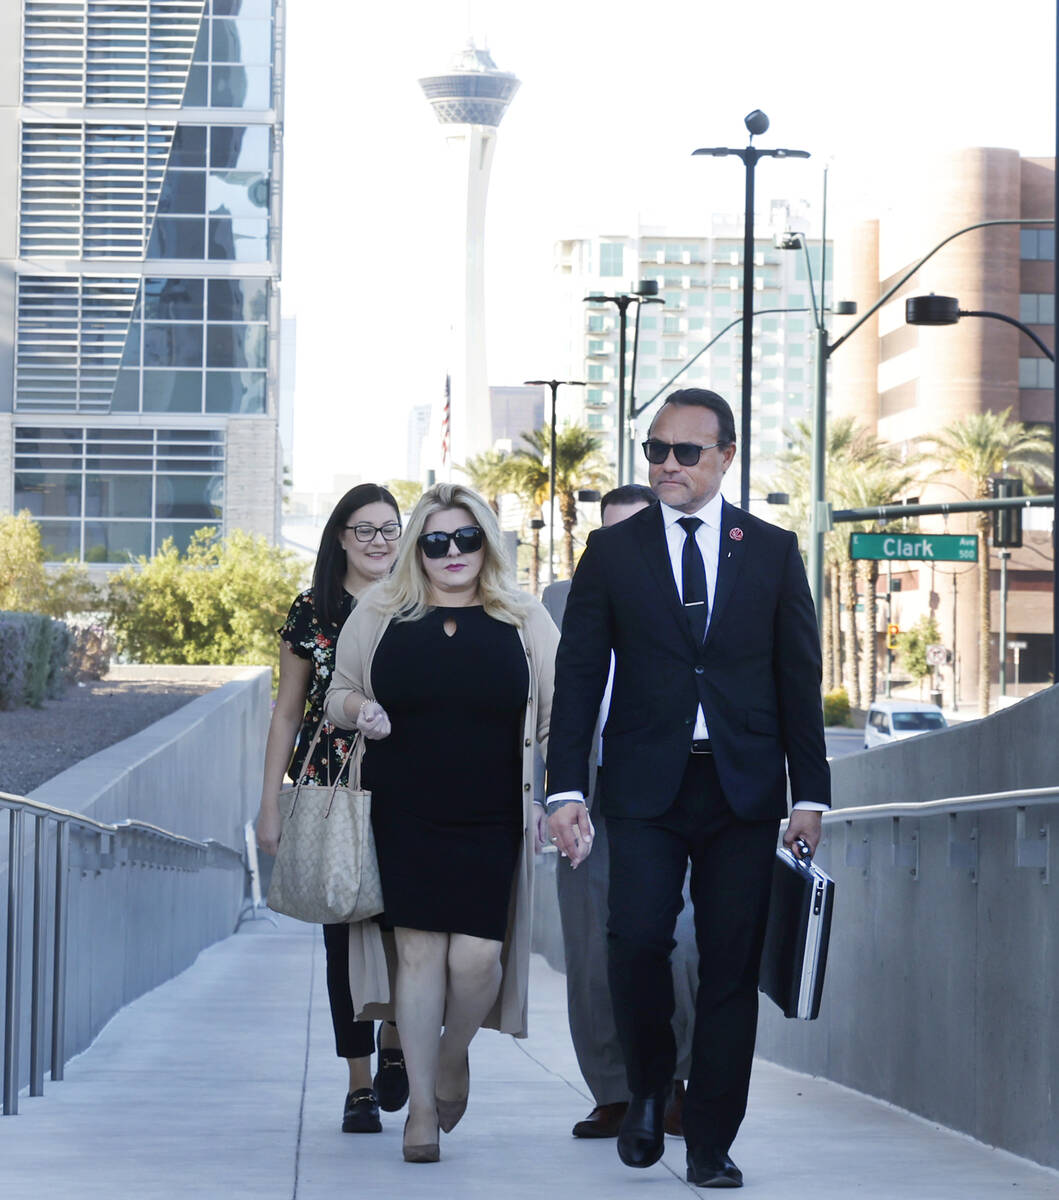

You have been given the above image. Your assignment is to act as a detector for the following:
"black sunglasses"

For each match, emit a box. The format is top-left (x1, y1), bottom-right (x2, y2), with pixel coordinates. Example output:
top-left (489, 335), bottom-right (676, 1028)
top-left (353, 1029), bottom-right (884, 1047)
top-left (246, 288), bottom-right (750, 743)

top-left (417, 525), bottom-right (484, 558)
top-left (642, 438), bottom-right (727, 467)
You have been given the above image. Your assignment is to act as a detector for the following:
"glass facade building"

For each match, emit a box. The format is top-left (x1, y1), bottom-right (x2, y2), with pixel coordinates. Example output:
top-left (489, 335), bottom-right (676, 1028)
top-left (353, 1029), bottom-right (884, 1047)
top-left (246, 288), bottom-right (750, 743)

top-left (0, 0), bottom-right (284, 562)
top-left (555, 216), bottom-right (831, 490)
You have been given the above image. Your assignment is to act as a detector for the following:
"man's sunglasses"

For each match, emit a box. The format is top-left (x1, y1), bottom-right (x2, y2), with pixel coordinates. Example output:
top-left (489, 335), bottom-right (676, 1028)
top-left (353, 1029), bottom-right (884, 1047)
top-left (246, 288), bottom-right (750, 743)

top-left (346, 521), bottom-right (402, 542)
top-left (417, 525), bottom-right (484, 558)
top-left (641, 438), bottom-right (727, 467)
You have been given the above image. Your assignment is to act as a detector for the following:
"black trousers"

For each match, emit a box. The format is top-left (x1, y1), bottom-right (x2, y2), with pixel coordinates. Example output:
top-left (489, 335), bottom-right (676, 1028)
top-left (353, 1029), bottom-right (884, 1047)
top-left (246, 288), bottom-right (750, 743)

top-left (322, 922), bottom-right (375, 1060)
top-left (606, 753), bottom-right (778, 1154)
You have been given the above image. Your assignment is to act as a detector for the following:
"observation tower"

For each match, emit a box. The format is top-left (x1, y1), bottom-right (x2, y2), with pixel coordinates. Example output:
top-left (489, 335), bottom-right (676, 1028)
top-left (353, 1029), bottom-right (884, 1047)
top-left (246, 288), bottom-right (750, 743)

top-left (419, 42), bottom-right (520, 467)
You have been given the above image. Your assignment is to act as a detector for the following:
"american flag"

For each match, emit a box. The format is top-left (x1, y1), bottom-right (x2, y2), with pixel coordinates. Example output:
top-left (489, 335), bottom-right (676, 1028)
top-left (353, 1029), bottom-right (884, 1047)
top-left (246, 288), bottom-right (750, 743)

top-left (440, 373), bottom-right (451, 466)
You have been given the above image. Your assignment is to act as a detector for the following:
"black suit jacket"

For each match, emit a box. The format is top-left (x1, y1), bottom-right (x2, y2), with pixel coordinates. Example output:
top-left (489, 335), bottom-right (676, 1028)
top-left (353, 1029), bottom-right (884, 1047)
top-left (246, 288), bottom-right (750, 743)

top-left (546, 499), bottom-right (830, 821)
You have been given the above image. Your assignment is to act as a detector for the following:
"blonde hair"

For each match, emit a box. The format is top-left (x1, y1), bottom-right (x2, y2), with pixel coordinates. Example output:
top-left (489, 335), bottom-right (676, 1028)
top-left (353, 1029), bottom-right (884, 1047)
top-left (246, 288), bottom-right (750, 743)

top-left (375, 482), bottom-right (530, 626)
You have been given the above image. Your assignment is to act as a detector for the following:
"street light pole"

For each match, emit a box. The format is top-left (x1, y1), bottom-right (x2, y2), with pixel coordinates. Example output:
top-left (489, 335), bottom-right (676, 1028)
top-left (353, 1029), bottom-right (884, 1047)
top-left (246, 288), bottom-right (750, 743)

top-left (584, 285), bottom-right (663, 486)
top-left (693, 111), bottom-right (810, 510)
top-left (524, 378), bottom-right (586, 584)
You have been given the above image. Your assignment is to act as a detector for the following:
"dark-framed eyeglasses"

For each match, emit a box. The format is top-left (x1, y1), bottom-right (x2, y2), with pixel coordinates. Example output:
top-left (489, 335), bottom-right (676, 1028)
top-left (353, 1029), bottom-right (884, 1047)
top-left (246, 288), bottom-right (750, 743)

top-left (346, 521), bottom-right (402, 542)
top-left (417, 525), bottom-right (484, 559)
top-left (641, 438), bottom-right (727, 467)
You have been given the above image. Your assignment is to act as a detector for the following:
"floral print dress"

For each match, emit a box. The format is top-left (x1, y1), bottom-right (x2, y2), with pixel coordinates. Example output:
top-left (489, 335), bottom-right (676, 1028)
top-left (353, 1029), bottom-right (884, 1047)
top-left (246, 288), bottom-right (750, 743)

top-left (279, 588), bottom-right (357, 785)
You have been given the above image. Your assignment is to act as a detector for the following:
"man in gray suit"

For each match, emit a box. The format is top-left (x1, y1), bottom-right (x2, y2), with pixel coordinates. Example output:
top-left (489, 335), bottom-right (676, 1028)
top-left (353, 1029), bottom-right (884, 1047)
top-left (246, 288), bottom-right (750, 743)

top-left (541, 485), bottom-right (697, 1140)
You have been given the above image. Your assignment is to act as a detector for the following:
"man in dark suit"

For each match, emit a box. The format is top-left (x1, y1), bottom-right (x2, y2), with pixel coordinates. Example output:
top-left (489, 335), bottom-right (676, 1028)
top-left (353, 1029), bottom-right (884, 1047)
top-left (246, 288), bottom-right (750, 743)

top-left (546, 389), bottom-right (830, 1189)
top-left (542, 486), bottom-right (697, 1141)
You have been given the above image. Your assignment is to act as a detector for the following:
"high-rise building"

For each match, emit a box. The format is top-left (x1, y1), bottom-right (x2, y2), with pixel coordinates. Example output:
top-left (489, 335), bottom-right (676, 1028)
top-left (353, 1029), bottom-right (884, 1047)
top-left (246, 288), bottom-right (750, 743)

top-left (554, 205), bottom-right (830, 498)
top-left (831, 147), bottom-right (1055, 694)
top-left (0, 0), bottom-right (284, 565)
top-left (419, 41), bottom-right (519, 471)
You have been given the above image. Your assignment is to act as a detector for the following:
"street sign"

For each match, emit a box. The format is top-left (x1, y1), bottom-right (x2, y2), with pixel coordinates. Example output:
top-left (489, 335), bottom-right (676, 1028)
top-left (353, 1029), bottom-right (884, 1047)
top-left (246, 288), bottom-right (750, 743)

top-left (926, 644), bottom-right (951, 667)
top-left (1009, 640), bottom-right (1027, 650)
top-left (849, 533), bottom-right (978, 562)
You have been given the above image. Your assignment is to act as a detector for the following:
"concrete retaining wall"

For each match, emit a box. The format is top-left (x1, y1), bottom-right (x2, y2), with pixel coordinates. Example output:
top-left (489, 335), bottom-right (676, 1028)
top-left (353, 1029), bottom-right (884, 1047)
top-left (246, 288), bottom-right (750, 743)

top-left (1, 667), bottom-right (270, 1098)
top-left (757, 684), bottom-right (1059, 1169)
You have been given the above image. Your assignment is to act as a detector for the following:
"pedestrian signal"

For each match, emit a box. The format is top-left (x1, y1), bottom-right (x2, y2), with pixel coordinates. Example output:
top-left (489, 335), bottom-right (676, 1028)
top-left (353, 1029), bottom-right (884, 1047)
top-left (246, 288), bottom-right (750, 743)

top-left (886, 623), bottom-right (900, 650)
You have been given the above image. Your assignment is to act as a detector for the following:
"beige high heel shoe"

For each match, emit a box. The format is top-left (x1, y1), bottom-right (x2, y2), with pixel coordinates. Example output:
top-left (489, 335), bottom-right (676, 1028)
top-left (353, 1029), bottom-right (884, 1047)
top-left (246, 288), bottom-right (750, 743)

top-left (435, 1053), bottom-right (469, 1133)
top-left (402, 1114), bottom-right (440, 1163)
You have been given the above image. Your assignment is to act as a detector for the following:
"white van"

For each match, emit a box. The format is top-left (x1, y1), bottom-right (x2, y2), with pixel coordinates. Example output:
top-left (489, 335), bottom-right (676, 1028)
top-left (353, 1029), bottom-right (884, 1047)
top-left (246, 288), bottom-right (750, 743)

top-left (863, 699), bottom-right (947, 750)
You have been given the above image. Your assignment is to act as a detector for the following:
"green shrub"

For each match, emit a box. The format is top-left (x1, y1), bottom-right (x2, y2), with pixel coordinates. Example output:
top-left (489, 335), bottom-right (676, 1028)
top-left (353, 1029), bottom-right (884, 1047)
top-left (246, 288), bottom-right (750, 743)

top-left (0, 611), bottom-right (65, 709)
top-left (47, 620), bottom-right (72, 698)
top-left (67, 621), bottom-right (113, 682)
top-left (107, 528), bottom-right (307, 686)
top-left (823, 687), bottom-right (851, 727)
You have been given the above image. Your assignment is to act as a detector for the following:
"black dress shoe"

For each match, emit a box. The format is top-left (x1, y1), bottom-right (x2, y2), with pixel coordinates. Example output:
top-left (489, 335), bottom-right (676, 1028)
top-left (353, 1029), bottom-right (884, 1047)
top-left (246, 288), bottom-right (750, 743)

top-left (572, 1101), bottom-right (628, 1138)
top-left (686, 1146), bottom-right (743, 1188)
top-left (342, 1087), bottom-right (382, 1133)
top-left (373, 1026), bottom-right (409, 1112)
top-left (616, 1090), bottom-right (668, 1168)
top-left (664, 1079), bottom-right (685, 1137)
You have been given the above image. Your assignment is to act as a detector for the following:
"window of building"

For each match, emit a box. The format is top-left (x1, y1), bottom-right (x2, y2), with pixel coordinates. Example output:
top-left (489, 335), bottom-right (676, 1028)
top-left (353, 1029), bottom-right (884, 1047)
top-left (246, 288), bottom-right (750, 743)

top-left (639, 315), bottom-right (658, 331)
top-left (638, 364), bottom-right (657, 379)
top-left (587, 363), bottom-right (605, 381)
top-left (26, 275), bottom-right (272, 416)
top-left (1019, 293), bottom-right (1055, 325)
top-left (599, 243), bottom-right (624, 277)
top-left (639, 341), bottom-right (657, 357)
top-left (14, 426), bottom-right (225, 562)
top-left (1019, 357), bottom-right (1055, 389)
top-left (1020, 230), bottom-right (1055, 261)
top-left (688, 317), bottom-right (705, 331)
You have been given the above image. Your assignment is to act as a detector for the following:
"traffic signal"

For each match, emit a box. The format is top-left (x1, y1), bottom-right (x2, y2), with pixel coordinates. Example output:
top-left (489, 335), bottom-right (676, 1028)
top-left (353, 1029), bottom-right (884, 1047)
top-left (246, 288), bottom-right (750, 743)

top-left (991, 477), bottom-right (1023, 548)
top-left (886, 623), bottom-right (900, 650)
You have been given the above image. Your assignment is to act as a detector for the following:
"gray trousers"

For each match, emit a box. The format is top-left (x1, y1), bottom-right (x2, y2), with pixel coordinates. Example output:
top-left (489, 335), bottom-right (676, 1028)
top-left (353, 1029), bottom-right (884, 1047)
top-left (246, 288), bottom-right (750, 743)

top-left (556, 790), bottom-right (698, 1106)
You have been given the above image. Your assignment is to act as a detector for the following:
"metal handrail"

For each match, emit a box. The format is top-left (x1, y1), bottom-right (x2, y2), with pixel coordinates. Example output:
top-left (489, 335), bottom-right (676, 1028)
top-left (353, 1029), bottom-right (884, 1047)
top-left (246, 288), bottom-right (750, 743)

top-left (2, 789), bottom-right (245, 1115)
top-left (824, 785), bottom-right (1059, 823)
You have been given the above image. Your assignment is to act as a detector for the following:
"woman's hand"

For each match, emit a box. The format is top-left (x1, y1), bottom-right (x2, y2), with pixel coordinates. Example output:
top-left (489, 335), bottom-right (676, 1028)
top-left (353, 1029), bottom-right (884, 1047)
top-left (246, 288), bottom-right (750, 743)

top-left (255, 794), bottom-right (283, 856)
top-left (356, 700), bottom-right (392, 740)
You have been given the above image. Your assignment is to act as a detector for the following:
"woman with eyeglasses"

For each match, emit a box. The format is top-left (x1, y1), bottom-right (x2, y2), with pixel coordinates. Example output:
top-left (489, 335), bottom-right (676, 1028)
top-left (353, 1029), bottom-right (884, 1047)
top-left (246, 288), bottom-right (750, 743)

top-left (324, 482), bottom-right (558, 1164)
top-left (255, 483), bottom-right (408, 1136)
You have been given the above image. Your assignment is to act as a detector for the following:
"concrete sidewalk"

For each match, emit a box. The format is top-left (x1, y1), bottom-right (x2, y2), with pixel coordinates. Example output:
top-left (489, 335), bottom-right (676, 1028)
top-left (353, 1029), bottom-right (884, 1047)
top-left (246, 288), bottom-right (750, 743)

top-left (2, 917), bottom-right (1056, 1199)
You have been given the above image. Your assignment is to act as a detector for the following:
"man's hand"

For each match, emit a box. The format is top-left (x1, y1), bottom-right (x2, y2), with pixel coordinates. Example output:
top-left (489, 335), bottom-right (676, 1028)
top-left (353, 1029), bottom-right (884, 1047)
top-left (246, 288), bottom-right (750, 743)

top-left (784, 809), bottom-right (823, 858)
top-left (532, 802), bottom-right (549, 853)
top-left (547, 800), bottom-right (593, 868)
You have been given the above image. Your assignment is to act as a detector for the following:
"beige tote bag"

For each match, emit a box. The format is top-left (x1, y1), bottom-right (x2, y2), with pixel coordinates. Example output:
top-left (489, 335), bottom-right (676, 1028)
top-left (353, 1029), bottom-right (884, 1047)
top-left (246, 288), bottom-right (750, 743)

top-left (267, 728), bottom-right (383, 924)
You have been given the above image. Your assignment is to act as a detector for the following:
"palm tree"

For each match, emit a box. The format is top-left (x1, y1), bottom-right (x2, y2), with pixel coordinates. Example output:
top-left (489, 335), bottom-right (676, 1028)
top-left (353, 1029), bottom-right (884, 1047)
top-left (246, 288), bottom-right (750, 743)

top-left (839, 455), bottom-right (922, 704)
top-left (496, 452), bottom-right (548, 595)
top-left (457, 449), bottom-right (511, 514)
top-left (928, 408), bottom-right (1053, 716)
top-left (768, 417), bottom-right (883, 706)
top-left (510, 425), bottom-right (612, 580)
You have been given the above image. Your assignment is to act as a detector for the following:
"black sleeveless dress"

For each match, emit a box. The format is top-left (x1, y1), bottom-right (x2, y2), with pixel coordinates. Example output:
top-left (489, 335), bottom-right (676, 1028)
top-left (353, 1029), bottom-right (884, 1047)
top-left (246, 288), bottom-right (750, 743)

top-left (364, 605), bottom-right (529, 942)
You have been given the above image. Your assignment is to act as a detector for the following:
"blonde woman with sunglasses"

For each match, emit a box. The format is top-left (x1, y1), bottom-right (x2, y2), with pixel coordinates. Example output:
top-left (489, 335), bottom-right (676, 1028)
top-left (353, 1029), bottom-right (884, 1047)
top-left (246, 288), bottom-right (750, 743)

top-left (325, 482), bottom-right (558, 1164)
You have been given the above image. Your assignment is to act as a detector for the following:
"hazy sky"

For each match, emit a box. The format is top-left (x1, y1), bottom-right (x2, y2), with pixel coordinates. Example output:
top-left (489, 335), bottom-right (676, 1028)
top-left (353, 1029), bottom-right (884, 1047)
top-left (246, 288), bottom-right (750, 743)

top-left (282, 0), bottom-right (1056, 491)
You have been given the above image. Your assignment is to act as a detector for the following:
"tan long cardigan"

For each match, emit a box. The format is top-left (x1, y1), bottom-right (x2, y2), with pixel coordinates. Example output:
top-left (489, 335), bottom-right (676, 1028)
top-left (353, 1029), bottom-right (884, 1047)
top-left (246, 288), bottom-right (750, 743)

top-left (323, 586), bottom-right (558, 1038)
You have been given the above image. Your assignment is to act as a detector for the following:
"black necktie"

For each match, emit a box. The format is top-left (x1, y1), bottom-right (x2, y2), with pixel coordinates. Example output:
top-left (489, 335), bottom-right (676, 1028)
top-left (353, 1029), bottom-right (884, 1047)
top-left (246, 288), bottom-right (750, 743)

top-left (677, 516), bottom-right (708, 643)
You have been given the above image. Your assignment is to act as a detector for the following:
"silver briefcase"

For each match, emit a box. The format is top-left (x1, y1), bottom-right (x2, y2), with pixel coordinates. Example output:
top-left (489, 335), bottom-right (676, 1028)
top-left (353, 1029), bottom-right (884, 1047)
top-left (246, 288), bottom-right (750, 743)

top-left (758, 844), bottom-right (835, 1020)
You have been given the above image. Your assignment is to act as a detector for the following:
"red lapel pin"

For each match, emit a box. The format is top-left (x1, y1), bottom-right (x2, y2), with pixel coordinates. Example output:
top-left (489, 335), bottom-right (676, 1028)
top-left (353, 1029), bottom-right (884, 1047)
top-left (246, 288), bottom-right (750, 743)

top-left (729, 527), bottom-right (744, 541)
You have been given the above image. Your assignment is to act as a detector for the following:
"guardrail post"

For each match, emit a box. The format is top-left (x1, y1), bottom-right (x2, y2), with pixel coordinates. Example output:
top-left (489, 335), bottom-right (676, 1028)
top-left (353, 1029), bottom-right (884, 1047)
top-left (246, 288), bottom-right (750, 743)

top-left (1015, 808), bottom-right (1050, 884)
top-left (51, 823), bottom-right (69, 1082)
top-left (891, 817), bottom-right (920, 879)
top-left (948, 814), bottom-right (979, 882)
top-left (30, 815), bottom-right (48, 1097)
top-left (4, 809), bottom-right (25, 1115)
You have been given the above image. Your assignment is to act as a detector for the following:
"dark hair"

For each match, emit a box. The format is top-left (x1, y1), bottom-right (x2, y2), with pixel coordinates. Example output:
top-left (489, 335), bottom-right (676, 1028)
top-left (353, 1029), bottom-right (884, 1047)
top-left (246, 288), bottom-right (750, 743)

top-left (651, 388), bottom-right (737, 447)
top-left (312, 483), bottom-right (400, 628)
top-left (600, 484), bottom-right (657, 518)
